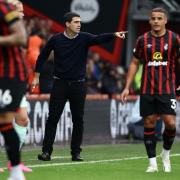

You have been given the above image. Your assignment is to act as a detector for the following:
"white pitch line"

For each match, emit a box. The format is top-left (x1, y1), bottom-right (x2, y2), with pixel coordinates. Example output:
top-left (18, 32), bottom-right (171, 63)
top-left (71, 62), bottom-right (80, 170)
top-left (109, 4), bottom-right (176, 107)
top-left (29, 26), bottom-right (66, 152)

top-left (26, 153), bottom-right (180, 168)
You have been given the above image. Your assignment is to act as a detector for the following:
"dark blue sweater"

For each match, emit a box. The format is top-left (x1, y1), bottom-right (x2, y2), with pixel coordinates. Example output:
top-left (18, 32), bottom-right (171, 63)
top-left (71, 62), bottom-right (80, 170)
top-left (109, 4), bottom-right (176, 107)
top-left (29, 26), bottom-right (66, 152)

top-left (35, 32), bottom-right (115, 80)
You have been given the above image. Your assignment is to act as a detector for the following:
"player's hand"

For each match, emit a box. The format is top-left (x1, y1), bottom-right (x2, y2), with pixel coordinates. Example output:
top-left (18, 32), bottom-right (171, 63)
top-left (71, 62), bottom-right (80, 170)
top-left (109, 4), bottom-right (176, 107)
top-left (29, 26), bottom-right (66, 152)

top-left (177, 85), bottom-right (180, 91)
top-left (31, 73), bottom-right (40, 91)
top-left (114, 31), bottom-right (128, 39)
top-left (120, 88), bottom-right (129, 103)
top-left (31, 77), bottom-right (39, 90)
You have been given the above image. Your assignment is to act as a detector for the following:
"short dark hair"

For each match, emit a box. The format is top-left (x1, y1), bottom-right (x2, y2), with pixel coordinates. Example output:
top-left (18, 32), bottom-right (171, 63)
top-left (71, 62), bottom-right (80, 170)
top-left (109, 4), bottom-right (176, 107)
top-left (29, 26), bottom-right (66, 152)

top-left (63, 12), bottom-right (80, 24)
top-left (150, 7), bottom-right (168, 17)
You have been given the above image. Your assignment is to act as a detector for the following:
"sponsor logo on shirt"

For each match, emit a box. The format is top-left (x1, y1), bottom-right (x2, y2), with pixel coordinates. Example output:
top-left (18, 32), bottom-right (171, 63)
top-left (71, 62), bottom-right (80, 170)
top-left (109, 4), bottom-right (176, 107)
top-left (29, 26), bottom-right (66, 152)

top-left (148, 51), bottom-right (167, 66)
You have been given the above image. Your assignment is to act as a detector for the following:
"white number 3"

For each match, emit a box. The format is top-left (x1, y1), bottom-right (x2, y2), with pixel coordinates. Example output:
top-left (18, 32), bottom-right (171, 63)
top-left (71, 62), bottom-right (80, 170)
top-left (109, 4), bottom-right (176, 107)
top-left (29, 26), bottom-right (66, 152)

top-left (170, 99), bottom-right (177, 110)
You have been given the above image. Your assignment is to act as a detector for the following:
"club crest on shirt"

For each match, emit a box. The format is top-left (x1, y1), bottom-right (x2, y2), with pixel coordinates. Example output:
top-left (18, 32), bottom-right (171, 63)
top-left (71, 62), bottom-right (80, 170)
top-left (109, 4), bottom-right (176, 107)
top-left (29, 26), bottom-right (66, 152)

top-left (153, 52), bottom-right (163, 61)
top-left (164, 43), bottom-right (168, 50)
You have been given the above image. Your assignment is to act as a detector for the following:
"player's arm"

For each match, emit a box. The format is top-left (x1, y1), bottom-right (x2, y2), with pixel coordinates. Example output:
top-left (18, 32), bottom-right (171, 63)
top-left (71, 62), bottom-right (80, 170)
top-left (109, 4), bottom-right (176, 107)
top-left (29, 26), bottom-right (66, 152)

top-left (0, 20), bottom-right (27, 46)
top-left (31, 72), bottom-right (40, 90)
top-left (87, 31), bottom-right (127, 46)
top-left (121, 57), bottom-right (140, 103)
top-left (0, 20), bottom-right (26, 47)
top-left (176, 35), bottom-right (180, 91)
top-left (177, 58), bottom-right (180, 91)
top-left (31, 37), bottom-right (54, 89)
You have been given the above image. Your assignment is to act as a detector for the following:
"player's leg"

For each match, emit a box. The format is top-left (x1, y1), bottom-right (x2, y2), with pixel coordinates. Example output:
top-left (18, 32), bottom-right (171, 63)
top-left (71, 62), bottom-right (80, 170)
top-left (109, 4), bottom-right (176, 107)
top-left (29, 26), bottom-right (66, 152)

top-left (0, 113), bottom-right (15, 174)
top-left (158, 95), bottom-right (176, 172)
top-left (0, 113), bottom-right (25, 180)
top-left (140, 95), bottom-right (158, 172)
top-left (69, 80), bottom-right (86, 161)
top-left (144, 115), bottom-right (158, 172)
top-left (7, 96), bottom-right (32, 172)
top-left (14, 96), bottom-right (29, 149)
top-left (38, 79), bottom-right (67, 161)
top-left (160, 114), bottom-right (176, 172)
top-left (0, 79), bottom-right (26, 179)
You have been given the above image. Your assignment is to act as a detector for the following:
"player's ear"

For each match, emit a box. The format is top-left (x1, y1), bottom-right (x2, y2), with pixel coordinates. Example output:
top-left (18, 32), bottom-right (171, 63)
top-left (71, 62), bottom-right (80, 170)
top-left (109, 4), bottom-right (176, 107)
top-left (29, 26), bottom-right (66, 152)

top-left (65, 21), bottom-right (69, 28)
top-left (149, 17), bottom-right (151, 25)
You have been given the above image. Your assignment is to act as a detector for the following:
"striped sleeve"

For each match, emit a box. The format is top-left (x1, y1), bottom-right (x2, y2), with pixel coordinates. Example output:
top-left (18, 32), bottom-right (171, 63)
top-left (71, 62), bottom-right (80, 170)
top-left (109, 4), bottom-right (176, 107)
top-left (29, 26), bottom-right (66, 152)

top-left (177, 34), bottom-right (180, 58)
top-left (133, 35), bottom-right (143, 60)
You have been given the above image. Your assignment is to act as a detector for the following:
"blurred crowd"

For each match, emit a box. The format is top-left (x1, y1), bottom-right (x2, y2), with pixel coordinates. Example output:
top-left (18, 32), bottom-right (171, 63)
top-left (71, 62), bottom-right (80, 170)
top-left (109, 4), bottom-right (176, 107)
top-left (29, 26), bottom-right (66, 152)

top-left (86, 52), bottom-right (126, 96)
top-left (23, 16), bottom-right (53, 93)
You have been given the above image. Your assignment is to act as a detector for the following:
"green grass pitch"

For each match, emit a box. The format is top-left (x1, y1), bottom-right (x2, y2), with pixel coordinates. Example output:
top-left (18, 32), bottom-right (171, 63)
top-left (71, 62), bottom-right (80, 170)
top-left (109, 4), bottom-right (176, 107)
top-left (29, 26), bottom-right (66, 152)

top-left (0, 142), bottom-right (180, 180)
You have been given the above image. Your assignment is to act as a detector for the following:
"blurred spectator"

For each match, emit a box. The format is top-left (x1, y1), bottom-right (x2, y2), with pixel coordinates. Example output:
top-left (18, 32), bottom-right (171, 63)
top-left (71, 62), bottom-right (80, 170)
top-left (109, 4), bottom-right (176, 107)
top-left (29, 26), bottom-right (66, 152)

top-left (86, 58), bottom-right (100, 94)
top-left (24, 16), bottom-right (53, 93)
top-left (26, 32), bottom-right (45, 92)
top-left (86, 51), bottom-right (126, 95)
top-left (98, 64), bottom-right (122, 96)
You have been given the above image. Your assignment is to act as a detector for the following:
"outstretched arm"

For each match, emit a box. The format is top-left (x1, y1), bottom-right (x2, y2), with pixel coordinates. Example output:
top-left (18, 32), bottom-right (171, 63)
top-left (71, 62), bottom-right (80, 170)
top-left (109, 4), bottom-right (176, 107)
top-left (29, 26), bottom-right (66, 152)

top-left (121, 57), bottom-right (140, 103)
top-left (87, 31), bottom-right (128, 46)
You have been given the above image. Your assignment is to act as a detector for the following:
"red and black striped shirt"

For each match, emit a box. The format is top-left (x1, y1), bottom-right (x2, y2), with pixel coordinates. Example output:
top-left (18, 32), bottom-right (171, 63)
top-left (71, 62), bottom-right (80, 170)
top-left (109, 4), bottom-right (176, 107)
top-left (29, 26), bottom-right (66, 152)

top-left (0, 0), bottom-right (27, 81)
top-left (133, 30), bottom-right (180, 95)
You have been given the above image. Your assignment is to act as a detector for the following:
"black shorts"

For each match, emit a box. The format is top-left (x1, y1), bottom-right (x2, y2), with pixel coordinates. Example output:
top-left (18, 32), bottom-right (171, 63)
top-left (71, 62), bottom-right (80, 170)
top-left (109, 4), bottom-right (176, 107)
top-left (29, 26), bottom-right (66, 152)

top-left (140, 94), bottom-right (177, 117)
top-left (0, 78), bottom-right (27, 113)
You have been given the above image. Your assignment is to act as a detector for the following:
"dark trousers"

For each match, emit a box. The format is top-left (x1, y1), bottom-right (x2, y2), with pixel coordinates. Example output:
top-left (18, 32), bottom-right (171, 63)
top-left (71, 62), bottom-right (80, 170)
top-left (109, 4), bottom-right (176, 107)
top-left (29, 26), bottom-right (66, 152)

top-left (42, 79), bottom-right (86, 155)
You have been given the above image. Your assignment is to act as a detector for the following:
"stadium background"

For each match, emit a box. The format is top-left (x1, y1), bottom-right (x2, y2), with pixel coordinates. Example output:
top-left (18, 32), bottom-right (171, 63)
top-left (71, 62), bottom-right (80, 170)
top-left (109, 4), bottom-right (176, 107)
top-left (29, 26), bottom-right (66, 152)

top-left (1, 1), bottom-right (180, 179)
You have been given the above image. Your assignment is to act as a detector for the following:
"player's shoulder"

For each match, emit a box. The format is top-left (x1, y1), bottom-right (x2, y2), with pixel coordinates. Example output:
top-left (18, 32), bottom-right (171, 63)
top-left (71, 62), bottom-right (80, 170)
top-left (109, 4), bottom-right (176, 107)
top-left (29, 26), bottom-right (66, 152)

top-left (0, 0), bottom-right (14, 10)
top-left (167, 30), bottom-right (179, 38)
top-left (79, 32), bottom-right (92, 37)
top-left (135, 33), bottom-right (146, 43)
top-left (53, 32), bottom-right (63, 37)
top-left (50, 32), bottom-right (64, 40)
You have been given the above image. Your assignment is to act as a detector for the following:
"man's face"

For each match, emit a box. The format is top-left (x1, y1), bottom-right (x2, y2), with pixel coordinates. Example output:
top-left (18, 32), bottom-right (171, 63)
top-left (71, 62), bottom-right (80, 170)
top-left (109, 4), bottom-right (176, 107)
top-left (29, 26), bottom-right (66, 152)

top-left (149, 12), bottom-right (167, 32)
top-left (66, 17), bottom-right (81, 34)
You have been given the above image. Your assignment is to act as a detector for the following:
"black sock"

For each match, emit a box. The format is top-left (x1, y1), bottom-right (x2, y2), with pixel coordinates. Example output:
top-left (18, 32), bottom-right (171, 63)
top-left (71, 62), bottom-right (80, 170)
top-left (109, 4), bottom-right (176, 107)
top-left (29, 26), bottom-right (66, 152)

top-left (144, 128), bottom-right (157, 158)
top-left (1, 124), bottom-right (20, 166)
top-left (163, 128), bottom-right (176, 150)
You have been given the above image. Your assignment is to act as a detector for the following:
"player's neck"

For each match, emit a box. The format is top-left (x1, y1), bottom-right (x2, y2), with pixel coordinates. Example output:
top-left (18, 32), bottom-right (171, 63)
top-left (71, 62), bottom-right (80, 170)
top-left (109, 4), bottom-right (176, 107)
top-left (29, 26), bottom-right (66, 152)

top-left (151, 29), bottom-right (166, 37)
top-left (64, 30), bottom-right (78, 39)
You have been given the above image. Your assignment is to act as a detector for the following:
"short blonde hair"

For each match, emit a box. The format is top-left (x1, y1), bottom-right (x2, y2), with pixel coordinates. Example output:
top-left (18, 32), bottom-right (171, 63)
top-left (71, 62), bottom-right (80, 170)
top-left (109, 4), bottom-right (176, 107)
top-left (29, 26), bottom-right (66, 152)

top-left (7, 0), bottom-right (24, 18)
top-left (7, 0), bottom-right (19, 5)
